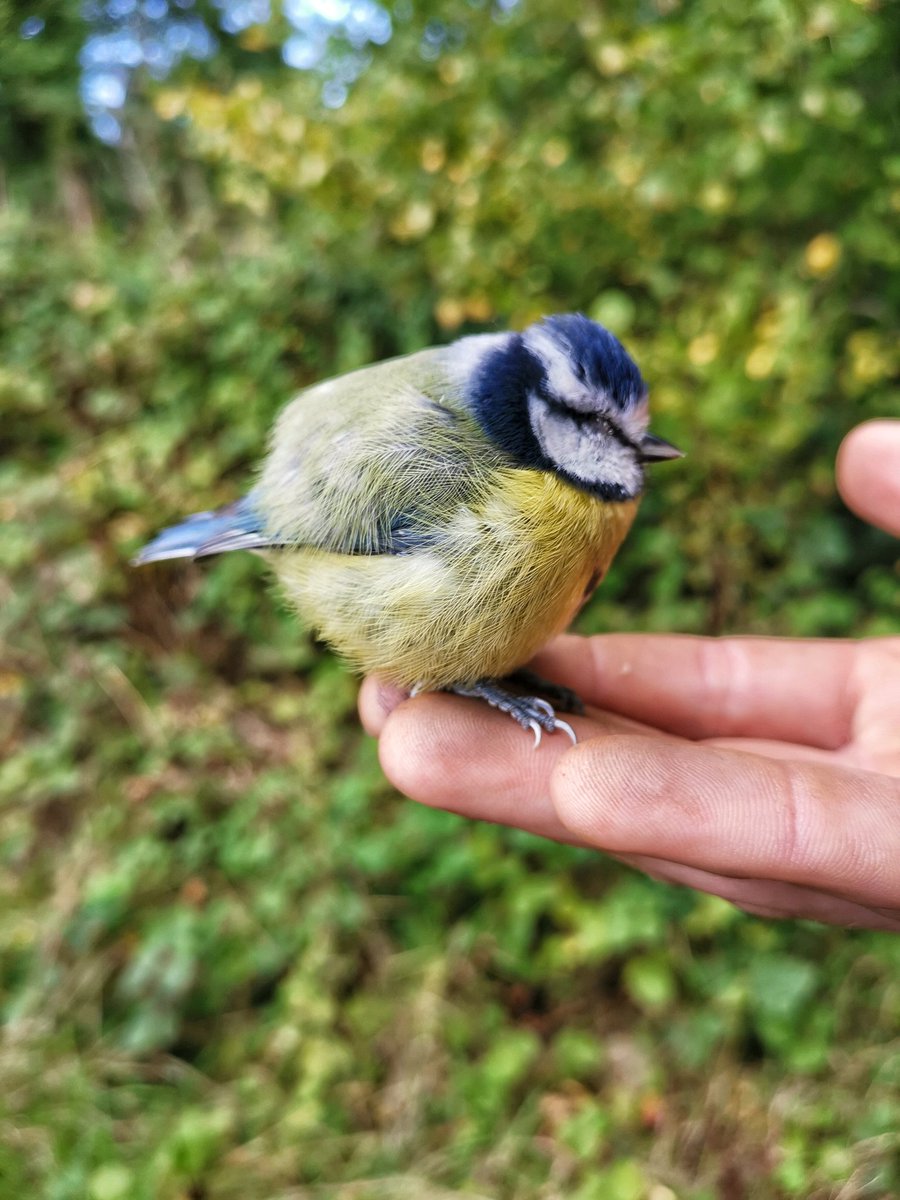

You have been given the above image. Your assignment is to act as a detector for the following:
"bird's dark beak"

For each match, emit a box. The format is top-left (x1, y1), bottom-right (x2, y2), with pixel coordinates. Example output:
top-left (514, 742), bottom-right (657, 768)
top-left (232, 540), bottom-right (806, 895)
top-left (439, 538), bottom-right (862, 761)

top-left (639, 432), bottom-right (684, 463)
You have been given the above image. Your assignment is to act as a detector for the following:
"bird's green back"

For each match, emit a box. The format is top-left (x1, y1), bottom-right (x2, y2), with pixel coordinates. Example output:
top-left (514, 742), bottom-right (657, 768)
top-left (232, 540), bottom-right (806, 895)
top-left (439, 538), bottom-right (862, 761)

top-left (254, 346), bottom-right (508, 555)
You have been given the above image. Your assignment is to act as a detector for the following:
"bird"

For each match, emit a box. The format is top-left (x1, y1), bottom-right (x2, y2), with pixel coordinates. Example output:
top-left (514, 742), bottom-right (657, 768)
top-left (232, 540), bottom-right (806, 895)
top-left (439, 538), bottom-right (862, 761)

top-left (134, 313), bottom-right (681, 745)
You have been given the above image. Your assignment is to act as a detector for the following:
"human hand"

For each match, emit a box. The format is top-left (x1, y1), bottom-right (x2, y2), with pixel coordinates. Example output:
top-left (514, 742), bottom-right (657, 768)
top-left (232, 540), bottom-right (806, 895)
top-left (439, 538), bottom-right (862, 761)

top-left (359, 421), bottom-right (900, 930)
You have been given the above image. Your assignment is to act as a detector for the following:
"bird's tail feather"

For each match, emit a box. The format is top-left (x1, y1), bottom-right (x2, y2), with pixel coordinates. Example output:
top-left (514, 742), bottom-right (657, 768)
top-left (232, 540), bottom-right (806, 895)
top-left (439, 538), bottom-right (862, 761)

top-left (132, 497), bottom-right (271, 566)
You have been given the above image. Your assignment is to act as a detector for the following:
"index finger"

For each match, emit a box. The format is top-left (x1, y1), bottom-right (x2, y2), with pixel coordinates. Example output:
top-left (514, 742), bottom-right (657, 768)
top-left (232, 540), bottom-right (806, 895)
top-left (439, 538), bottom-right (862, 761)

top-left (530, 633), bottom-right (859, 748)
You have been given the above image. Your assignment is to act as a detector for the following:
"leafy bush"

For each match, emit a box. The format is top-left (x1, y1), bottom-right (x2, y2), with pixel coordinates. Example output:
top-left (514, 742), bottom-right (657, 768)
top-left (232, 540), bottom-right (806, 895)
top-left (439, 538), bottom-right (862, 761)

top-left (1, 2), bottom-right (899, 1197)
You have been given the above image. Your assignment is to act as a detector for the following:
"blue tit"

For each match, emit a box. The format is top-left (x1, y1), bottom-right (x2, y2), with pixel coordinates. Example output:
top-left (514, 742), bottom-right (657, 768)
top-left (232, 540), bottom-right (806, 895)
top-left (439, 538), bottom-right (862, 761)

top-left (134, 313), bottom-right (681, 744)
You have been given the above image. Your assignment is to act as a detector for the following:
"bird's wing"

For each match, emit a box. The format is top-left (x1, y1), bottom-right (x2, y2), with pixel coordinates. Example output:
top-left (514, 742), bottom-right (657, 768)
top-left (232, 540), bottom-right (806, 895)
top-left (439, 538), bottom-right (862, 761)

top-left (253, 346), bottom-right (505, 556)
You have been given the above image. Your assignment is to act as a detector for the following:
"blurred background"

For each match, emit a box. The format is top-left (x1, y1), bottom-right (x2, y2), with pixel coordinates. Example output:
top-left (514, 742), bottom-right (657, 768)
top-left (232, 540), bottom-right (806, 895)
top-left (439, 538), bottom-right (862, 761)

top-left (2, 1), bottom-right (899, 1197)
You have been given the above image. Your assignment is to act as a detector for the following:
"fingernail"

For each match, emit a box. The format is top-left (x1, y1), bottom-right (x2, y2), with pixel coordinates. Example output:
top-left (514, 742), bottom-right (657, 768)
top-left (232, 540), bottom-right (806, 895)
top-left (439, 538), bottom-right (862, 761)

top-left (377, 681), bottom-right (409, 717)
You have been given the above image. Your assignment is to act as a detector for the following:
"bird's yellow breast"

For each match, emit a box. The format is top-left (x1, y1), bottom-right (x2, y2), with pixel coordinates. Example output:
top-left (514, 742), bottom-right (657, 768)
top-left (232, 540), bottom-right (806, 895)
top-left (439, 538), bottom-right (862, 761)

top-left (269, 469), bottom-right (638, 689)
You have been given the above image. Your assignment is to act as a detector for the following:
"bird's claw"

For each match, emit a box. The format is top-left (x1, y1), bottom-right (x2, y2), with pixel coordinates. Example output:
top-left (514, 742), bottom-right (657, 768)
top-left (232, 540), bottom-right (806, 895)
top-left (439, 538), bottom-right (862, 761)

top-left (553, 718), bottom-right (578, 748)
top-left (523, 711), bottom-right (579, 751)
top-left (447, 679), bottom-right (580, 748)
top-left (529, 697), bottom-right (556, 721)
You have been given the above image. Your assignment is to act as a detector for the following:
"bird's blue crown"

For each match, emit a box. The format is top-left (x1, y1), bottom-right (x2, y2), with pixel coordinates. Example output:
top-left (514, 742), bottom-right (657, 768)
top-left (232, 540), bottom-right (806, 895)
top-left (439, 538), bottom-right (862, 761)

top-left (538, 313), bottom-right (645, 409)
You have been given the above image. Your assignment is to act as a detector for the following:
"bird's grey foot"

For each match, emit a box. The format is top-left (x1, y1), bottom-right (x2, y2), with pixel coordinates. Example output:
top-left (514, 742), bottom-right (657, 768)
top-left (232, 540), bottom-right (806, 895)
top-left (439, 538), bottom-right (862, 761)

top-left (504, 669), bottom-right (585, 717)
top-left (448, 679), bottom-right (578, 749)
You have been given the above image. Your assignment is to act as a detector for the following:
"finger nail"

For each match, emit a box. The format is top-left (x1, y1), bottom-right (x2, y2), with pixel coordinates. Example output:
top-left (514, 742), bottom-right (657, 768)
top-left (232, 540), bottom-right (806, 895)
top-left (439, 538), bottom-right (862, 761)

top-left (376, 681), bottom-right (409, 717)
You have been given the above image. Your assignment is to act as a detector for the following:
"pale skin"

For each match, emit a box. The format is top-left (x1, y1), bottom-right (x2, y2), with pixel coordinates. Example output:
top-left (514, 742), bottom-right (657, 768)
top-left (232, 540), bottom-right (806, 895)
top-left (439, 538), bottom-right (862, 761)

top-left (359, 420), bottom-right (900, 931)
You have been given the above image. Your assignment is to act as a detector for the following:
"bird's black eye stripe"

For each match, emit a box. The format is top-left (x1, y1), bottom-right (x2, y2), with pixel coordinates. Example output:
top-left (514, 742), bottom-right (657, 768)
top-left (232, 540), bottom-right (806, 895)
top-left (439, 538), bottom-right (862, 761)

top-left (539, 387), bottom-right (640, 452)
top-left (587, 413), bottom-right (639, 452)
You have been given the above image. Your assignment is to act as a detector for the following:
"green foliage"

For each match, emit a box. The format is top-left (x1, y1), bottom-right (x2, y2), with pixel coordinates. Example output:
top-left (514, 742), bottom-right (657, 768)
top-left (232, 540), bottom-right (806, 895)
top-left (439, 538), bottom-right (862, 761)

top-left (1, 2), bottom-right (899, 1198)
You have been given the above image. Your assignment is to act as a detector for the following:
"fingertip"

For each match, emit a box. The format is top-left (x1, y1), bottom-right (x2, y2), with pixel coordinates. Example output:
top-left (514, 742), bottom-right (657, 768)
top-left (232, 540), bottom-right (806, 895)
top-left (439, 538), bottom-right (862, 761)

top-left (358, 675), bottom-right (409, 736)
top-left (377, 692), bottom-right (585, 839)
top-left (836, 419), bottom-right (900, 536)
top-left (376, 692), bottom-right (501, 808)
top-left (376, 708), bottom-right (429, 801)
top-left (549, 733), bottom-right (651, 842)
top-left (550, 733), bottom-right (711, 852)
top-left (837, 418), bottom-right (900, 458)
top-left (836, 421), bottom-right (888, 488)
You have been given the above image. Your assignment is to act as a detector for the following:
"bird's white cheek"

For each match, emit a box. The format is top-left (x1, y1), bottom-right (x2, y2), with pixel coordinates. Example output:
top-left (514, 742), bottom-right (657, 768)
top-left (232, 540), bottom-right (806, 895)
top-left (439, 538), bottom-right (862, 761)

top-left (528, 394), bottom-right (642, 495)
top-left (527, 395), bottom-right (562, 460)
top-left (528, 396), bottom-right (592, 478)
top-left (595, 442), bottom-right (643, 496)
